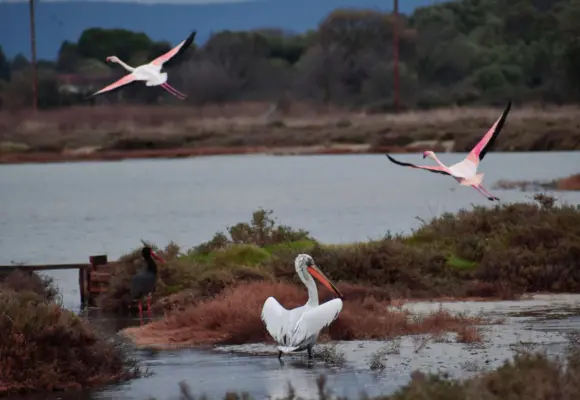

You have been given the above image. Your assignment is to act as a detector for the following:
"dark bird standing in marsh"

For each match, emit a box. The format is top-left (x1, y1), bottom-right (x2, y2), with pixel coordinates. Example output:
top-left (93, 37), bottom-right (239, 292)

top-left (131, 241), bottom-right (166, 323)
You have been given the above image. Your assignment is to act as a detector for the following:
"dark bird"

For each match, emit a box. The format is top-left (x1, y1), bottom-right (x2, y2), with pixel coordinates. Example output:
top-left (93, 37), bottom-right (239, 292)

top-left (131, 240), bottom-right (166, 323)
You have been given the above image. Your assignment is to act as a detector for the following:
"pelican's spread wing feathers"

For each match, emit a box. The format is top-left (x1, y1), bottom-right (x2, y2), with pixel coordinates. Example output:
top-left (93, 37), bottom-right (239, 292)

top-left (288, 299), bottom-right (343, 348)
top-left (150, 31), bottom-right (196, 67)
top-left (261, 297), bottom-right (291, 345)
top-left (262, 298), bottom-right (343, 352)
top-left (89, 73), bottom-right (137, 97)
top-left (468, 100), bottom-right (512, 161)
top-left (385, 154), bottom-right (451, 176)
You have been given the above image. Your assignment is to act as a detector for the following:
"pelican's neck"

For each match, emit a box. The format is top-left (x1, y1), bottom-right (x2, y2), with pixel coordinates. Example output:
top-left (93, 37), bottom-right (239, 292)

top-left (431, 153), bottom-right (448, 169)
top-left (115, 58), bottom-right (135, 72)
top-left (300, 271), bottom-right (319, 307)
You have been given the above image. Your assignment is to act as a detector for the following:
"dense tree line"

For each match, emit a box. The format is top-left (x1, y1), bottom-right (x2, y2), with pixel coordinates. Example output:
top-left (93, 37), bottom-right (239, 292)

top-left (1, 0), bottom-right (580, 111)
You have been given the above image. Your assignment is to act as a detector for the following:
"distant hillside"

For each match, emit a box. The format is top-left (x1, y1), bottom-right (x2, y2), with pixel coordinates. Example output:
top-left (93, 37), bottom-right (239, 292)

top-left (0, 0), bottom-right (432, 60)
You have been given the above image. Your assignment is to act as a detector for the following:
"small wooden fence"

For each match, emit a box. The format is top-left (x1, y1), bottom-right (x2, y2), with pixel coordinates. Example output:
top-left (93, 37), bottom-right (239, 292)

top-left (0, 255), bottom-right (118, 307)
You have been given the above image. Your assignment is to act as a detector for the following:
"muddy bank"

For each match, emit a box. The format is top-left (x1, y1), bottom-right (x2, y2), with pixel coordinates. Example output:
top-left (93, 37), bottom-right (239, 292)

top-left (214, 293), bottom-right (580, 381)
top-left (0, 144), bottom-right (438, 165)
top-left (1, 103), bottom-right (579, 165)
top-left (494, 172), bottom-right (580, 192)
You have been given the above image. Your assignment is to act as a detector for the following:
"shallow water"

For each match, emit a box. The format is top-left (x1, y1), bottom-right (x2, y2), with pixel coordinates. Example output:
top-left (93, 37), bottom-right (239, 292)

top-left (1, 152), bottom-right (579, 399)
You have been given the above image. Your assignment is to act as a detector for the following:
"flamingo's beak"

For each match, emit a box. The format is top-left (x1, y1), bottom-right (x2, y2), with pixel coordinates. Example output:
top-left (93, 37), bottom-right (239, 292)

top-left (307, 264), bottom-right (342, 299)
top-left (106, 57), bottom-right (113, 62)
top-left (151, 251), bottom-right (166, 264)
top-left (422, 152), bottom-right (427, 159)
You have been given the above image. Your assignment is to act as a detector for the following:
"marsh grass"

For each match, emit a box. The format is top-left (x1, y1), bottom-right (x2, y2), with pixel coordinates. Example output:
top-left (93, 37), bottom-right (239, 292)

top-left (0, 271), bottom-right (141, 395)
top-left (101, 196), bottom-right (580, 320)
top-left (99, 209), bottom-right (315, 313)
top-left (2, 103), bottom-right (580, 153)
top-left (122, 281), bottom-right (488, 348)
top-left (0, 269), bottom-right (59, 301)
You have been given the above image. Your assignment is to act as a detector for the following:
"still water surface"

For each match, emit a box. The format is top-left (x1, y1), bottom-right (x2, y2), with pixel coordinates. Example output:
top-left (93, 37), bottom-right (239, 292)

top-left (0, 152), bottom-right (579, 399)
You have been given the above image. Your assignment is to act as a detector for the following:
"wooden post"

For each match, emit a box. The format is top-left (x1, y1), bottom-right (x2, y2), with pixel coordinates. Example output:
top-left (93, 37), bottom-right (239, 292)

top-left (79, 267), bottom-right (86, 307)
top-left (393, 0), bottom-right (400, 112)
top-left (88, 255), bottom-right (108, 306)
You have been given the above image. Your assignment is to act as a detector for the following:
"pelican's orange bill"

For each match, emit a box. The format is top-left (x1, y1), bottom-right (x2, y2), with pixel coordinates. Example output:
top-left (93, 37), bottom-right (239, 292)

top-left (307, 265), bottom-right (342, 298)
top-left (151, 251), bottom-right (166, 264)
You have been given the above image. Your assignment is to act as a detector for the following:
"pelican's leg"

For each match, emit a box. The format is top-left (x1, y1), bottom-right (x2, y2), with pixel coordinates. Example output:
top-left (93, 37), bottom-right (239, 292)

top-left (278, 350), bottom-right (283, 359)
top-left (307, 345), bottom-right (313, 360)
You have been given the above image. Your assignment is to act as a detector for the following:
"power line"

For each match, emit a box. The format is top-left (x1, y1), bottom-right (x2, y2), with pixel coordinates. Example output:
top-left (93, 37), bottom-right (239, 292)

top-left (393, 0), bottom-right (400, 112)
top-left (29, 0), bottom-right (38, 112)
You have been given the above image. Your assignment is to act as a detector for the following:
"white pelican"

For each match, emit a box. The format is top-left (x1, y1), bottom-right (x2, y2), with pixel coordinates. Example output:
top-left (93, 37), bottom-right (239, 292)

top-left (385, 100), bottom-right (512, 201)
top-left (261, 254), bottom-right (343, 360)
top-left (89, 31), bottom-right (196, 100)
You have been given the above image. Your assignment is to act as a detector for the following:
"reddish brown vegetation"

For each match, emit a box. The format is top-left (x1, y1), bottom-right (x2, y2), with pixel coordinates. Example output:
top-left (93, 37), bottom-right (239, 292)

top-left (0, 269), bottom-right (59, 301)
top-left (0, 272), bottom-right (139, 395)
top-left (557, 173), bottom-right (580, 191)
top-left (122, 281), bottom-right (486, 349)
top-left (455, 325), bottom-right (484, 343)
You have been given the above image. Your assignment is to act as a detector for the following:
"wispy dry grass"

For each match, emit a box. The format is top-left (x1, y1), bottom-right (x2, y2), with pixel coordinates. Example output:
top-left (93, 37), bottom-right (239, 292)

top-left (1, 102), bottom-right (579, 155)
top-left (122, 281), bottom-right (487, 349)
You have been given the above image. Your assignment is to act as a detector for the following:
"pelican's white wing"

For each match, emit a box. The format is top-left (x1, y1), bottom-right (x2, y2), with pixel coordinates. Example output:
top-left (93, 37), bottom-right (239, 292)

top-left (261, 296), bottom-right (291, 344)
top-left (288, 299), bottom-right (343, 348)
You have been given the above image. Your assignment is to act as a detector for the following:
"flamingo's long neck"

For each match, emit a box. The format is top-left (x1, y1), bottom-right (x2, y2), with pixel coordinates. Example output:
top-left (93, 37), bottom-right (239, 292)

top-left (299, 270), bottom-right (319, 307)
top-left (115, 58), bottom-right (135, 72)
top-left (431, 153), bottom-right (449, 170)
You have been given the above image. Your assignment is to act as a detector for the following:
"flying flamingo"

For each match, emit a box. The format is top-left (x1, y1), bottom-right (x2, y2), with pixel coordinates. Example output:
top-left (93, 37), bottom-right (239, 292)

top-left (385, 100), bottom-right (512, 201)
top-left (89, 31), bottom-right (196, 100)
top-left (261, 254), bottom-right (343, 361)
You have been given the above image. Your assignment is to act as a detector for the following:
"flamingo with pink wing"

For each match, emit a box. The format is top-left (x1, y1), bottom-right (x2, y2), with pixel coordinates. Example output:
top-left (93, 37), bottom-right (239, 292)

top-left (88, 31), bottom-right (196, 100)
top-left (385, 100), bottom-right (512, 201)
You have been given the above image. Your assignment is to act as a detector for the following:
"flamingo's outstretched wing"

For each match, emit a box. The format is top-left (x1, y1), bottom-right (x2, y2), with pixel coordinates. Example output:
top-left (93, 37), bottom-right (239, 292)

top-left (150, 31), bottom-right (197, 69)
top-left (385, 154), bottom-right (452, 176)
top-left (88, 73), bottom-right (137, 98)
top-left (261, 297), bottom-right (291, 345)
top-left (468, 100), bottom-right (512, 162)
top-left (289, 299), bottom-right (343, 347)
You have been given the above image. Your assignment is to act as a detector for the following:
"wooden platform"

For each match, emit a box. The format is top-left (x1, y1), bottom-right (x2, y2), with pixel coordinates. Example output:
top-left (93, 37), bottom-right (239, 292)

top-left (0, 254), bottom-right (118, 307)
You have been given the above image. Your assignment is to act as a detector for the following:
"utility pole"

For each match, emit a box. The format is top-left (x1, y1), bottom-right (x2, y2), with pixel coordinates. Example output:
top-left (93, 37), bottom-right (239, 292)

top-left (29, 0), bottom-right (38, 112)
top-left (393, 0), bottom-right (400, 112)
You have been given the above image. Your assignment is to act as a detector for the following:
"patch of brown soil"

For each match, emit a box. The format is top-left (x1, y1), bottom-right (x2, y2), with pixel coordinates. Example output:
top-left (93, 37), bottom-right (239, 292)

top-left (121, 281), bottom-right (487, 349)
